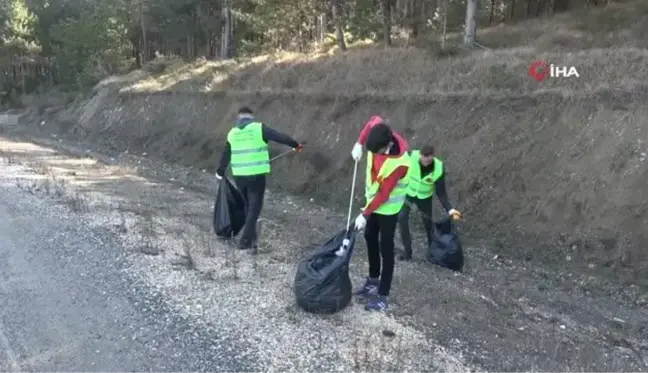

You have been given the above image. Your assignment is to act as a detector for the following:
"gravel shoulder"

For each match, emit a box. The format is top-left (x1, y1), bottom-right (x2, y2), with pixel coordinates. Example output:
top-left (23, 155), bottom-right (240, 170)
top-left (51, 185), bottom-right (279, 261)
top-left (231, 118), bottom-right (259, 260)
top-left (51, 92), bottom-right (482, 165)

top-left (1, 130), bottom-right (647, 371)
top-left (0, 158), bottom-right (257, 372)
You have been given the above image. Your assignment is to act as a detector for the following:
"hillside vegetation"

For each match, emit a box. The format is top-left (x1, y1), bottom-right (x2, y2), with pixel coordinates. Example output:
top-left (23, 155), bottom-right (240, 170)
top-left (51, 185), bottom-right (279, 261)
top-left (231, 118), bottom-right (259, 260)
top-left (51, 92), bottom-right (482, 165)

top-left (124, 1), bottom-right (648, 97)
top-left (20, 0), bottom-right (644, 286)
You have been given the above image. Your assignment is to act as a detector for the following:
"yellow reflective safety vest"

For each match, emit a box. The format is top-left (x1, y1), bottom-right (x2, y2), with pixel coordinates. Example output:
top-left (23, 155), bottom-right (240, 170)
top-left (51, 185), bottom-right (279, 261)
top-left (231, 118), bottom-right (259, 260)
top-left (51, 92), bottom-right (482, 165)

top-left (405, 150), bottom-right (444, 199)
top-left (227, 122), bottom-right (271, 176)
top-left (364, 152), bottom-right (410, 215)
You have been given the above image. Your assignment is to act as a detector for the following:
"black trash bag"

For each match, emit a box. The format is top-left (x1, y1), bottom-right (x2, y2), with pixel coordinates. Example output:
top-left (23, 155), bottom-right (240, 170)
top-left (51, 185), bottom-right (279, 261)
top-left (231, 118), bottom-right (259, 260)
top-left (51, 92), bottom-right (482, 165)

top-left (213, 177), bottom-right (246, 238)
top-left (427, 218), bottom-right (464, 272)
top-left (293, 229), bottom-right (356, 314)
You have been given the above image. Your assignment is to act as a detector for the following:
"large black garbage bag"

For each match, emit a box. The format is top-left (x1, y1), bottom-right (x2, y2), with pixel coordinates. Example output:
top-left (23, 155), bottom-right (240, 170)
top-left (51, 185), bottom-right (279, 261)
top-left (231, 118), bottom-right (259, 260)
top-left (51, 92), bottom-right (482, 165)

top-left (293, 229), bottom-right (356, 314)
top-left (213, 177), bottom-right (246, 238)
top-left (427, 218), bottom-right (464, 272)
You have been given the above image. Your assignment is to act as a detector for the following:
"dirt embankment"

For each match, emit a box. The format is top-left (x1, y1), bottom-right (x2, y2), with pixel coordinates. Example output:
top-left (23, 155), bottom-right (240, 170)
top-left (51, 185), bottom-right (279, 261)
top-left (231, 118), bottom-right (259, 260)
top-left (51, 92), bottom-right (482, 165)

top-left (29, 1), bottom-right (648, 284)
top-left (43, 76), bottom-right (647, 285)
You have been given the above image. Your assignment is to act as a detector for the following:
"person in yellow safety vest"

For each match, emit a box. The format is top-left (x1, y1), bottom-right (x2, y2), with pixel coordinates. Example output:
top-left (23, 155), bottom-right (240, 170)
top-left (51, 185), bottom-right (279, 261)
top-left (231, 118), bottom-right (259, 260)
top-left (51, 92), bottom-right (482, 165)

top-left (397, 145), bottom-right (462, 261)
top-left (216, 106), bottom-right (304, 252)
top-left (351, 117), bottom-right (409, 312)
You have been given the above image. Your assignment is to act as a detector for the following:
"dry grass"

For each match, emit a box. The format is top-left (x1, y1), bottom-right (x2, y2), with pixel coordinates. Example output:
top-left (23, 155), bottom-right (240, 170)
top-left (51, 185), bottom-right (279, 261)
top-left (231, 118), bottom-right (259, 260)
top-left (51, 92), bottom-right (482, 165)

top-left (118, 0), bottom-right (648, 99)
top-left (0, 149), bottom-right (17, 164)
top-left (29, 160), bottom-right (52, 175)
top-left (136, 209), bottom-right (162, 256)
top-left (14, 175), bottom-right (89, 213)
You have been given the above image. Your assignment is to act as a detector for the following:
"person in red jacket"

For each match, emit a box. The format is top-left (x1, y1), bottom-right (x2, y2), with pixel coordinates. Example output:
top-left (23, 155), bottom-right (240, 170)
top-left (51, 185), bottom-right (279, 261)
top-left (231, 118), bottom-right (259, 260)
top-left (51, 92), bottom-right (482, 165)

top-left (351, 115), bottom-right (409, 312)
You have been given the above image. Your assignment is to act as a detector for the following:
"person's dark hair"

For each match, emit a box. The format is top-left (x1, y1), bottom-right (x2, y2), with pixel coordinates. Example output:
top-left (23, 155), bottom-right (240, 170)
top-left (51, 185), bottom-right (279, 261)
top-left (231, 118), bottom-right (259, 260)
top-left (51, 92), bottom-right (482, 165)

top-left (365, 123), bottom-right (393, 153)
top-left (420, 145), bottom-right (435, 156)
top-left (238, 106), bottom-right (254, 115)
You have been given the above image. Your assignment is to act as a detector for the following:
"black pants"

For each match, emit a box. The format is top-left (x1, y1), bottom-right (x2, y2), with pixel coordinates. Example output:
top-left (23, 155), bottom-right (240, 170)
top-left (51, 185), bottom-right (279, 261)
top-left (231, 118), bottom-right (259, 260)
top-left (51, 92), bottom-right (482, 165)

top-left (398, 195), bottom-right (434, 257)
top-left (233, 174), bottom-right (266, 244)
top-left (364, 212), bottom-right (399, 296)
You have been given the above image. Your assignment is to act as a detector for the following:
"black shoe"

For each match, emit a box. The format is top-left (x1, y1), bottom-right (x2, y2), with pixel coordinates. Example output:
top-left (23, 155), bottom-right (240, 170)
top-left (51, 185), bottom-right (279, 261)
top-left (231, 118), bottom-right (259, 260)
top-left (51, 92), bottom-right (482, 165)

top-left (398, 249), bottom-right (412, 261)
top-left (237, 239), bottom-right (253, 250)
top-left (249, 221), bottom-right (262, 255)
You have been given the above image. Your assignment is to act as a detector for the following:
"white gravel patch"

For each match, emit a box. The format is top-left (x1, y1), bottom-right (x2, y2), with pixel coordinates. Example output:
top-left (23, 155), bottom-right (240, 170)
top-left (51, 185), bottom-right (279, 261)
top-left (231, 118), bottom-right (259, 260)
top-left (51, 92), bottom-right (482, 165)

top-left (0, 141), bottom-right (476, 372)
top-left (90, 202), bottom-right (473, 372)
top-left (127, 253), bottom-right (470, 372)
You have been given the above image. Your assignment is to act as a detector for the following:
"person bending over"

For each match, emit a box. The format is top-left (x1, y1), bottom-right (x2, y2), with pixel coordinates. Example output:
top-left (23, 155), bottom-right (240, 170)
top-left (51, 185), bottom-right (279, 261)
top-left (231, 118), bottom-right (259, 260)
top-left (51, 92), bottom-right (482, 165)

top-left (216, 106), bottom-right (303, 252)
top-left (351, 115), bottom-right (409, 312)
top-left (397, 145), bottom-right (462, 261)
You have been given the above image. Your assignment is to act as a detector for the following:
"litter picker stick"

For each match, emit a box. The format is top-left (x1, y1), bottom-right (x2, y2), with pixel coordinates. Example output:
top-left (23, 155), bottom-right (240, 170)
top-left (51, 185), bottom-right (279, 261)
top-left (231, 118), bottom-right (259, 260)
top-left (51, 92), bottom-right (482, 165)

top-left (270, 149), bottom-right (295, 162)
top-left (336, 159), bottom-right (359, 256)
top-left (270, 141), bottom-right (307, 163)
top-left (345, 159), bottom-right (359, 233)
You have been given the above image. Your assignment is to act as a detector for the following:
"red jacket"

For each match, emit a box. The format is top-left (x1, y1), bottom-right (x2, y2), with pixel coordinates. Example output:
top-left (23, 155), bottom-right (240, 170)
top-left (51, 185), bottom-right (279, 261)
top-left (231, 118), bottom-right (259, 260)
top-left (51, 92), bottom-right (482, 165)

top-left (356, 116), bottom-right (409, 216)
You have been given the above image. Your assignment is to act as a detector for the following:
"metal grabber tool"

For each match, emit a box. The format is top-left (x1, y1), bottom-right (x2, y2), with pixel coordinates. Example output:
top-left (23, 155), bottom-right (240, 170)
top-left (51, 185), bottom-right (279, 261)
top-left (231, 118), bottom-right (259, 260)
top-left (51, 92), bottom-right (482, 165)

top-left (335, 159), bottom-right (359, 256)
top-left (270, 141), bottom-right (307, 162)
top-left (270, 149), bottom-right (294, 162)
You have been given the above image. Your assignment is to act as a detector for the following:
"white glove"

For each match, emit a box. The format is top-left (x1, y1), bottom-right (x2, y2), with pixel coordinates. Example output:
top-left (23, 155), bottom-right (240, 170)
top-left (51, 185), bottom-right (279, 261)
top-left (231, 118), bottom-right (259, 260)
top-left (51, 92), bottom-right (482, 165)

top-left (448, 208), bottom-right (462, 220)
top-left (354, 213), bottom-right (367, 231)
top-left (215, 172), bottom-right (223, 180)
top-left (351, 142), bottom-right (363, 161)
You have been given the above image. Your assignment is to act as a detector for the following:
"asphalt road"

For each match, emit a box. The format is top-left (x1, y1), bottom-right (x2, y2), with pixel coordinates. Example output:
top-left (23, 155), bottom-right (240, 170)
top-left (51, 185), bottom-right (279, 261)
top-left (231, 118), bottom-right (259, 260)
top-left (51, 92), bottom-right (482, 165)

top-left (0, 177), bottom-right (256, 372)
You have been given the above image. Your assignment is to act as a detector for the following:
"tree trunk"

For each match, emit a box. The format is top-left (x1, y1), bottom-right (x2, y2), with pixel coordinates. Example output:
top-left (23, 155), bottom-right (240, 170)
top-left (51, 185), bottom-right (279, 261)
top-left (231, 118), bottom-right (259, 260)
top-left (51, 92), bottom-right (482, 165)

top-left (148, 36), bottom-right (156, 60)
top-left (441, 0), bottom-right (448, 50)
top-left (193, 28), bottom-right (199, 58)
top-left (298, 16), bottom-right (304, 52)
top-left (489, 0), bottom-right (496, 23)
top-left (221, 4), bottom-right (234, 58)
top-left (319, 12), bottom-right (327, 47)
top-left (132, 37), bottom-right (141, 68)
top-left (331, 0), bottom-right (346, 52)
top-left (508, 0), bottom-right (516, 20)
top-left (140, 16), bottom-right (148, 64)
top-left (463, 0), bottom-right (477, 45)
top-left (310, 15), bottom-right (317, 42)
top-left (536, 0), bottom-right (547, 16)
top-left (408, 0), bottom-right (423, 43)
top-left (409, 18), bottom-right (418, 41)
top-left (193, 4), bottom-right (201, 58)
top-left (553, 0), bottom-right (569, 12)
top-left (526, 0), bottom-right (535, 19)
top-left (380, 0), bottom-right (391, 46)
top-left (209, 34), bottom-right (218, 58)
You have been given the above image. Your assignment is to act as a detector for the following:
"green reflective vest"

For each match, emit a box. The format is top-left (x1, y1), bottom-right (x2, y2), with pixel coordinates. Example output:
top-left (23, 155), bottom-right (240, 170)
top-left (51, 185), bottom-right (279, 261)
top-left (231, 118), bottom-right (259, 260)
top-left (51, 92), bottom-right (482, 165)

top-left (405, 150), bottom-right (444, 199)
top-left (227, 122), bottom-right (270, 176)
top-left (364, 152), bottom-right (410, 215)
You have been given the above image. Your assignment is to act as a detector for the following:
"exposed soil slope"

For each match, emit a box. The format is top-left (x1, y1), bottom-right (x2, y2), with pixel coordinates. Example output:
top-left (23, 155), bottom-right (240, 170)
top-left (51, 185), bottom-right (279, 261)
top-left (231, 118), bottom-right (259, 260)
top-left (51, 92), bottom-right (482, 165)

top-left (57, 87), bottom-right (648, 282)
top-left (32, 0), bottom-right (648, 283)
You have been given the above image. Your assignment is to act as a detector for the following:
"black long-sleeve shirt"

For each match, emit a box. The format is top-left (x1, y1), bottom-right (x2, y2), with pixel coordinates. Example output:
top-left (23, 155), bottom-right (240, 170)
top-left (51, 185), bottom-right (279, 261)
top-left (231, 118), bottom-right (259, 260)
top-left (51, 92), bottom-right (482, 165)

top-left (419, 160), bottom-right (453, 212)
top-left (217, 119), bottom-right (299, 176)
